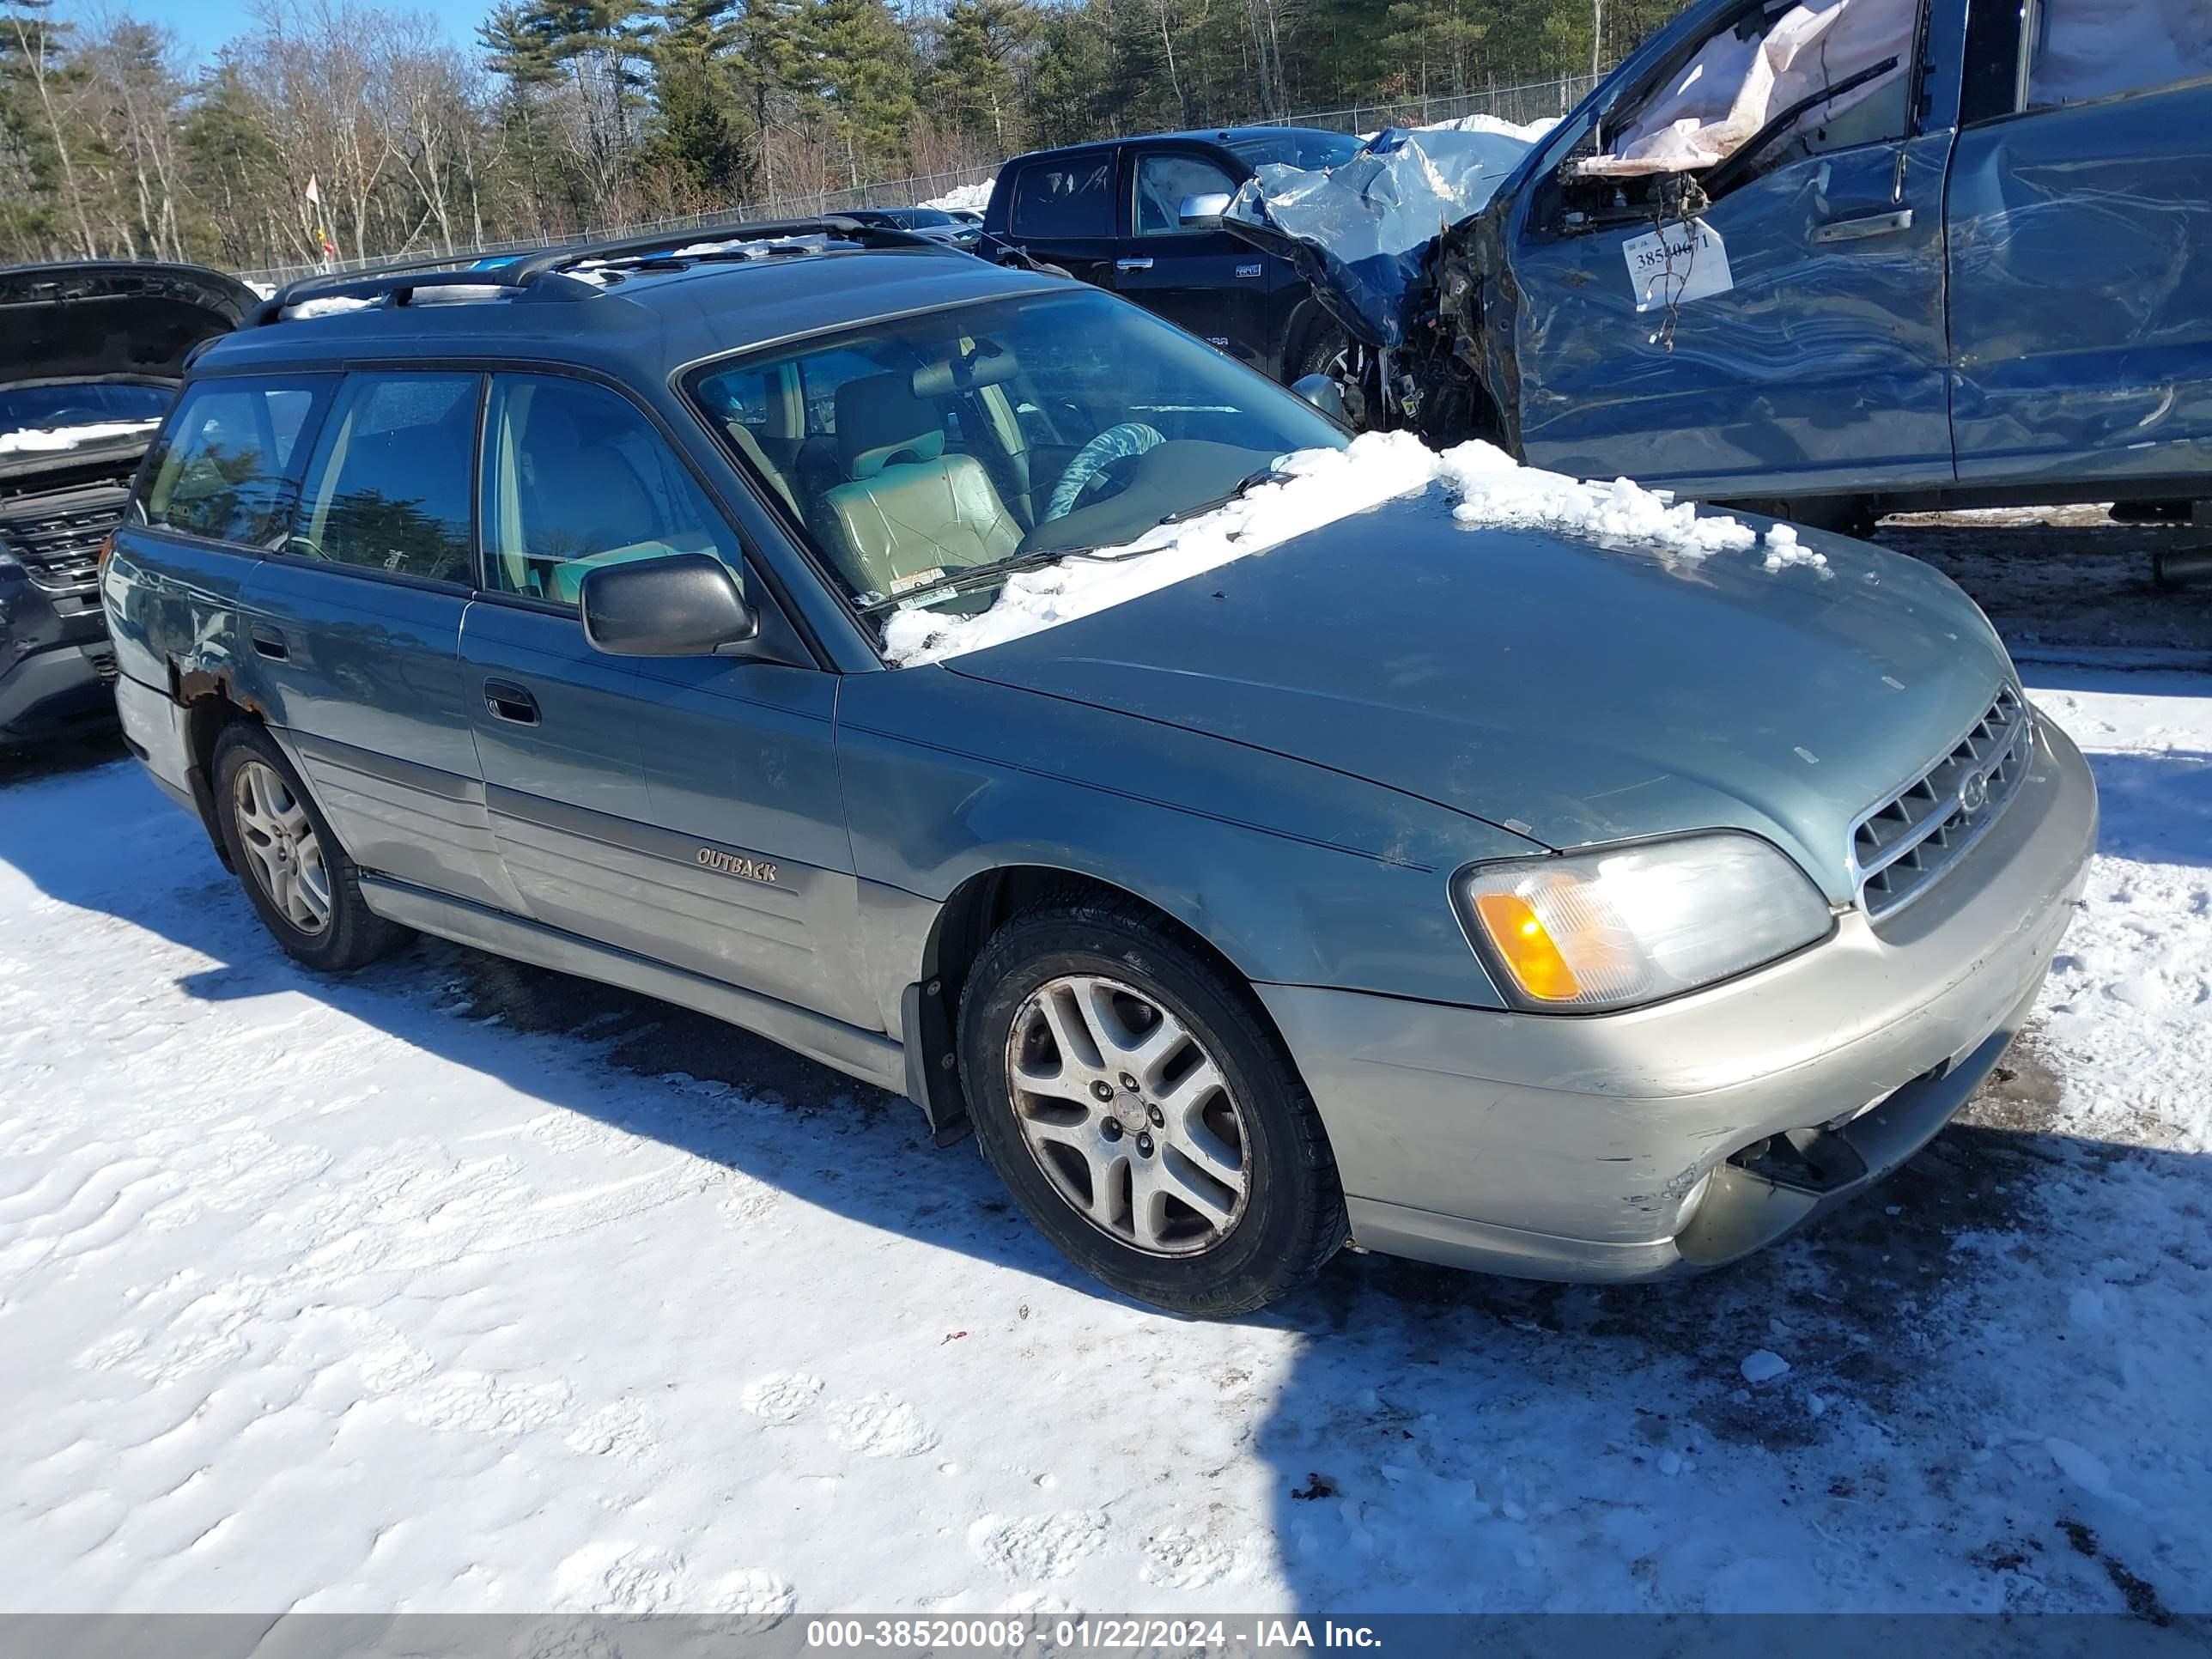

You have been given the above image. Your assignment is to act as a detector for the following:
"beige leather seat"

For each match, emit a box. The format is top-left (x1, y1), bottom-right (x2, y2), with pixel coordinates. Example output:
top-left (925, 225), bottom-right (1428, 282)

top-left (816, 373), bottom-right (1020, 599)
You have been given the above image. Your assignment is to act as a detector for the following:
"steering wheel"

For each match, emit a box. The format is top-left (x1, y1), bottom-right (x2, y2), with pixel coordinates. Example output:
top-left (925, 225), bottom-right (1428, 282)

top-left (1043, 422), bottom-right (1165, 522)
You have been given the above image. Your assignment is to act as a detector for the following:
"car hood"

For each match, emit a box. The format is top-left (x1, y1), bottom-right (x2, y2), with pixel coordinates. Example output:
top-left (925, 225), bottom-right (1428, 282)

top-left (0, 261), bottom-right (255, 389)
top-left (944, 491), bottom-right (2013, 900)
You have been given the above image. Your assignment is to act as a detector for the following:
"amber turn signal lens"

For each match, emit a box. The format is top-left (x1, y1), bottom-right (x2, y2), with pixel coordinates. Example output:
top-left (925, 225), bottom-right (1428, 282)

top-left (96, 532), bottom-right (118, 573)
top-left (1471, 890), bottom-right (1582, 1002)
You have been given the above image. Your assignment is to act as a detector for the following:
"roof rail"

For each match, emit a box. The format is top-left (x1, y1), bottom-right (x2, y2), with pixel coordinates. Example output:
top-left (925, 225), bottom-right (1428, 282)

top-left (248, 264), bottom-right (599, 328)
top-left (249, 215), bottom-right (941, 327)
top-left (496, 216), bottom-right (937, 286)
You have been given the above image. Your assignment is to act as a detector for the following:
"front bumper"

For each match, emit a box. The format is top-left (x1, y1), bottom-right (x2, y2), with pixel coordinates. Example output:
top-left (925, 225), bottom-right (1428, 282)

top-left (0, 635), bottom-right (117, 741)
top-left (1260, 714), bottom-right (2099, 1282)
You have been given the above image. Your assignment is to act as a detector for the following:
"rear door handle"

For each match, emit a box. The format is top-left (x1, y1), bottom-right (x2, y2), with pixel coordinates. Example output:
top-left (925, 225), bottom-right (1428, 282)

top-left (483, 678), bottom-right (540, 726)
top-left (1813, 209), bottom-right (1915, 244)
top-left (248, 623), bottom-right (289, 661)
top-left (1115, 257), bottom-right (1154, 271)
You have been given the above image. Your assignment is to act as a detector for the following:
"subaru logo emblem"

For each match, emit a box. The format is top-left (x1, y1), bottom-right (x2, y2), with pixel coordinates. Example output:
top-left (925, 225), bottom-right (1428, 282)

top-left (1959, 768), bottom-right (1990, 813)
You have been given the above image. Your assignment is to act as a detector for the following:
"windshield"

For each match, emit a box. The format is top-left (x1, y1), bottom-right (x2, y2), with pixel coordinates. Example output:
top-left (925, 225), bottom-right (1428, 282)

top-left (1225, 130), bottom-right (1364, 170)
top-left (689, 286), bottom-right (1346, 634)
top-left (0, 380), bottom-right (173, 439)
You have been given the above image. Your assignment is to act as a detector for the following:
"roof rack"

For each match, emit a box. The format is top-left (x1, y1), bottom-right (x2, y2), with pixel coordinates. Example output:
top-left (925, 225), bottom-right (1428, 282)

top-left (252, 216), bottom-right (939, 326)
top-left (498, 216), bottom-right (935, 283)
top-left (247, 265), bottom-right (596, 328)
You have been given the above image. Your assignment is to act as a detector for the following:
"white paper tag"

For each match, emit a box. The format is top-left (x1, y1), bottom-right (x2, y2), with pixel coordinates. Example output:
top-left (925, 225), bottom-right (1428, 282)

top-left (1623, 220), bottom-right (1734, 313)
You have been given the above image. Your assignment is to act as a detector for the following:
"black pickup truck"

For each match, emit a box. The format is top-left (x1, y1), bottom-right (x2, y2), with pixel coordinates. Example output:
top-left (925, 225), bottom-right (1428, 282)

top-left (980, 125), bottom-right (1362, 385)
top-left (1, 261), bottom-right (252, 744)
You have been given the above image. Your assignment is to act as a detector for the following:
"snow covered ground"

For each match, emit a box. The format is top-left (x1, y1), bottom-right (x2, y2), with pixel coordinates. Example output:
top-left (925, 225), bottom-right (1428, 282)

top-left (3, 601), bottom-right (2209, 1618)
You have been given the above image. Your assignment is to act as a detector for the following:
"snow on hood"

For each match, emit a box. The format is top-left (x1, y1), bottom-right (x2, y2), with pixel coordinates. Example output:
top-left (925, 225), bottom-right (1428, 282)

top-left (921, 179), bottom-right (994, 213)
top-left (285, 295), bottom-right (378, 319)
top-left (0, 418), bottom-right (160, 457)
top-left (883, 432), bottom-right (1784, 666)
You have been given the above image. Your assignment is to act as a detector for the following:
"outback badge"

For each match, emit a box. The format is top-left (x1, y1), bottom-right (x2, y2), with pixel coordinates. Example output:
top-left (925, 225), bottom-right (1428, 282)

top-left (696, 847), bottom-right (779, 884)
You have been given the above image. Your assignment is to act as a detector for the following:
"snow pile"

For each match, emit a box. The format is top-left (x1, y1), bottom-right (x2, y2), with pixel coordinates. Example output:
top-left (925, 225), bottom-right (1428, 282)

top-left (921, 179), bottom-right (994, 213)
top-left (884, 434), bottom-right (1771, 666)
top-left (0, 419), bottom-right (159, 456)
top-left (1441, 440), bottom-right (1759, 558)
top-left (1759, 522), bottom-right (1830, 573)
top-left (1419, 112), bottom-right (1559, 143)
top-left (286, 295), bottom-right (375, 319)
top-left (884, 430), bottom-right (1441, 665)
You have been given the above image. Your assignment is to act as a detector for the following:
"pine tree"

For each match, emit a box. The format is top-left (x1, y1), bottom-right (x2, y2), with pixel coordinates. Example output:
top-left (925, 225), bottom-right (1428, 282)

top-left (933, 0), bottom-right (1032, 155)
top-left (811, 0), bottom-right (916, 185)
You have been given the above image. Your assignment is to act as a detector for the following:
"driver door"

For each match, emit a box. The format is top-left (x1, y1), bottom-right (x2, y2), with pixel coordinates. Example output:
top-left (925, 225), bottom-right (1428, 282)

top-left (1500, 3), bottom-right (1954, 497)
top-left (459, 370), bottom-right (876, 1029)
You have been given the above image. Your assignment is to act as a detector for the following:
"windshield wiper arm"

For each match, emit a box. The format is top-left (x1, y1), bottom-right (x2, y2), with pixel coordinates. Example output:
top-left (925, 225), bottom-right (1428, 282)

top-left (853, 544), bottom-right (1133, 616)
top-left (1157, 465), bottom-right (1286, 527)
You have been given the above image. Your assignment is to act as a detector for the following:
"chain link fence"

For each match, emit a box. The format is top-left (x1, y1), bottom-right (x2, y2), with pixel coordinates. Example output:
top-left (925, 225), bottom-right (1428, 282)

top-left (237, 72), bottom-right (1601, 291)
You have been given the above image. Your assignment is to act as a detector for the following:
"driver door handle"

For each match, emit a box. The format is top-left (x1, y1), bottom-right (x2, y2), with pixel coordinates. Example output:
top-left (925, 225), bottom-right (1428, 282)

top-left (1813, 209), bottom-right (1914, 244)
top-left (248, 623), bottom-right (289, 660)
top-left (1115, 257), bottom-right (1154, 271)
top-left (483, 678), bottom-right (540, 726)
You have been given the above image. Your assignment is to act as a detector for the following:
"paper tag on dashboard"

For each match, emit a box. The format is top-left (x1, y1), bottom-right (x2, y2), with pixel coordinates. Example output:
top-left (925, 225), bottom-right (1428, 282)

top-left (1623, 220), bottom-right (1734, 312)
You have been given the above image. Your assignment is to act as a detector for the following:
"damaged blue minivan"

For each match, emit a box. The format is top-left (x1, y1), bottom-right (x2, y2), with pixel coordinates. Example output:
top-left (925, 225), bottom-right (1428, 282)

top-left (1231, 0), bottom-right (2212, 530)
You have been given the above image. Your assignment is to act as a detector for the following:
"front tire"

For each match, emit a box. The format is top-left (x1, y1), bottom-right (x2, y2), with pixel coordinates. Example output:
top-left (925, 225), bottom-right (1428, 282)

top-left (212, 722), bottom-right (408, 972)
top-left (959, 896), bottom-right (1345, 1315)
top-left (1286, 319), bottom-right (1348, 386)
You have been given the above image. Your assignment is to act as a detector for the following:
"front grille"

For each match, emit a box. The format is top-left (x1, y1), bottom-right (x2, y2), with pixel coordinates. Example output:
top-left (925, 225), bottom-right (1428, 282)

top-left (1850, 684), bottom-right (2034, 921)
top-left (3, 480), bottom-right (131, 597)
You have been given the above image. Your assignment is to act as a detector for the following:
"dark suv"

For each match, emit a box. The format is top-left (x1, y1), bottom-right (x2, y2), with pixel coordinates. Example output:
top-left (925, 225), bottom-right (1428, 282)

top-left (981, 126), bottom-right (1363, 384)
top-left (1, 261), bottom-right (252, 744)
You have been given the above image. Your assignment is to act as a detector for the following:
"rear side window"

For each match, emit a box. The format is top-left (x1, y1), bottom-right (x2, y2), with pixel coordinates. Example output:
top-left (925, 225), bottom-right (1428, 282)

top-left (1009, 156), bottom-right (1114, 239)
top-left (2028, 0), bottom-right (2212, 106)
top-left (142, 377), bottom-right (331, 546)
top-left (291, 373), bottom-right (479, 582)
top-left (479, 374), bottom-right (744, 609)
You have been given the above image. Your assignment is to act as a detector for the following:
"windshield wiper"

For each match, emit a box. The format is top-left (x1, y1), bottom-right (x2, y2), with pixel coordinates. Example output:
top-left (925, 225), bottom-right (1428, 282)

top-left (1157, 465), bottom-right (1287, 527)
top-left (853, 542), bottom-right (1150, 617)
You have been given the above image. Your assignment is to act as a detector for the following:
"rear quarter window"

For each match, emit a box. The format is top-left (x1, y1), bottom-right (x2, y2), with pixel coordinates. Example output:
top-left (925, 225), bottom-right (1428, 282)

top-left (1009, 155), bottom-right (1115, 239)
top-left (141, 376), bottom-right (332, 547)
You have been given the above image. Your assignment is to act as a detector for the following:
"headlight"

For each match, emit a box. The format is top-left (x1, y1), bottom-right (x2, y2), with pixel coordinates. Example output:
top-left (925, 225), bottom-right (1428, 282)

top-left (1457, 833), bottom-right (1832, 1012)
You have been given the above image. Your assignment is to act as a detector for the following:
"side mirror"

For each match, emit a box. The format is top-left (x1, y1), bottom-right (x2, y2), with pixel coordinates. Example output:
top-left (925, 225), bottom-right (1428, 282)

top-left (580, 552), bottom-right (758, 657)
top-left (1178, 191), bottom-right (1232, 229)
top-left (1290, 373), bottom-right (1346, 422)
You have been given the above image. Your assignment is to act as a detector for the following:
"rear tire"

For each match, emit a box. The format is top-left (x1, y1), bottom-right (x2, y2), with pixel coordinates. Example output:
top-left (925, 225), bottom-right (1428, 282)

top-left (212, 722), bottom-right (409, 973)
top-left (958, 895), bottom-right (1346, 1316)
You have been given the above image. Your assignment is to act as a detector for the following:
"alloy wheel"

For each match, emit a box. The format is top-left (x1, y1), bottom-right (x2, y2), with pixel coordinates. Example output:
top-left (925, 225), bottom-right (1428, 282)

top-left (232, 758), bottom-right (331, 936)
top-left (1003, 974), bottom-right (1251, 1256)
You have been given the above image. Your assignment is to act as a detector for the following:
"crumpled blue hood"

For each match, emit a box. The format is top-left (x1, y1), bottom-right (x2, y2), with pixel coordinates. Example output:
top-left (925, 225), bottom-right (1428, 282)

top-left (1224, 125), bottom-right (1540, 348)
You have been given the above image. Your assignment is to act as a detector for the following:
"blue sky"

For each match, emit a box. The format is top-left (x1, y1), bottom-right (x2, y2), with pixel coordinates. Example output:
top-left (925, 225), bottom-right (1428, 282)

top-left (76, 0), bottom-right (486, 66)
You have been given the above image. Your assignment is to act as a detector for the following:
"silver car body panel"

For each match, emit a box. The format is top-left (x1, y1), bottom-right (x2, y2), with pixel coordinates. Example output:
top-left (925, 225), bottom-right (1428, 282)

top-left (1263, 716), bottom-right (2096, 1279)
